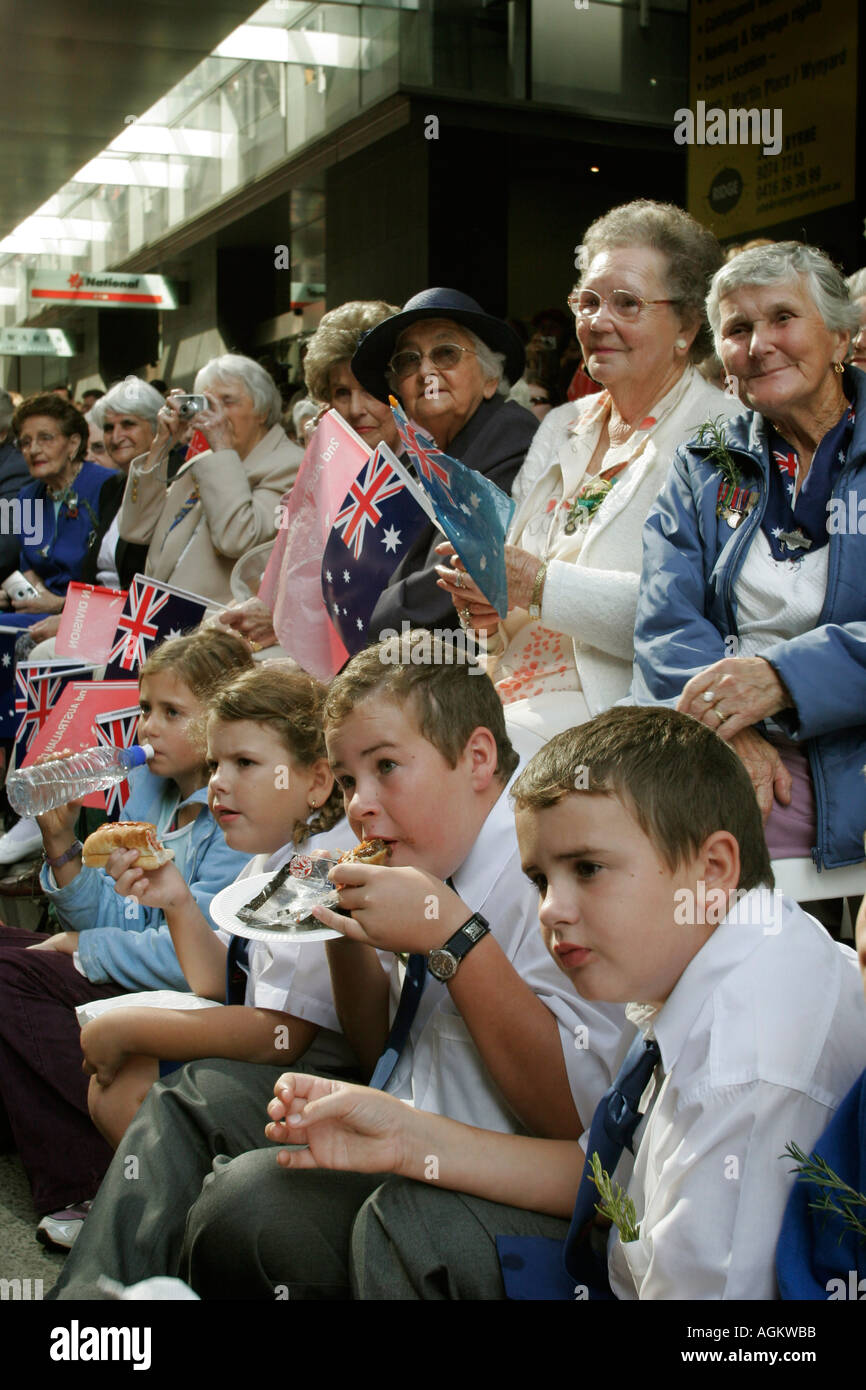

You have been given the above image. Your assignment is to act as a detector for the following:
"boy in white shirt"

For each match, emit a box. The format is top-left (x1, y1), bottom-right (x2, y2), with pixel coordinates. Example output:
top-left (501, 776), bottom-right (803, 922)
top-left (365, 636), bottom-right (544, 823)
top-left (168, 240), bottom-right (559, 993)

top-left (265, 706), bottom-right (866, 1299)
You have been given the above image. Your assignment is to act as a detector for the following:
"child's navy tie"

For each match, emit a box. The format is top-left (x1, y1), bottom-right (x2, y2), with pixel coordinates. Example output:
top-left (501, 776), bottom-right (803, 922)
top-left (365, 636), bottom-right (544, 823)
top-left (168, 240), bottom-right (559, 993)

top-left (496, 1029), bottom-right (661, 1299)
top-left (368, 953), bottom-right (427, 1090)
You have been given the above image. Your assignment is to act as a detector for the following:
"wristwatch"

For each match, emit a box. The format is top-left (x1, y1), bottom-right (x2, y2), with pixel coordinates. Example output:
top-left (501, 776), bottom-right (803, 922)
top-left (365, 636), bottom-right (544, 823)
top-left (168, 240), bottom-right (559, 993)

top-left (427, 912), bottom-right (490, 981)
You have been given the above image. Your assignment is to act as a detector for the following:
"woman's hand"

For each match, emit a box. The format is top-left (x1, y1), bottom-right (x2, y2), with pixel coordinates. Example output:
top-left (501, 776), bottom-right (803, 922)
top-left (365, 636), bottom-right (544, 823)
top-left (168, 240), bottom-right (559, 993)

top-left (214, 597), bottom-right (277, 651)
top-left (727, 727), bottom-right (793, 824)
top-left (28, 931), bottom-right (80, 954)
top-left (181, 391), bottom-right (233, 455)
top-left (106, 850), bottom-right (192, 914)
top-left (27, 614), bottom-right (62, 643)
top-left (677, 657), bottom-right (792, 741)
top-left (434, 542), bottom-right (499, 633)
top-left (80, 1013), bottom-right (132, 1088)
top-left (266, 1072), bottom-right (414, 1176)
top-left (11, 583), bottom-right (63, 615)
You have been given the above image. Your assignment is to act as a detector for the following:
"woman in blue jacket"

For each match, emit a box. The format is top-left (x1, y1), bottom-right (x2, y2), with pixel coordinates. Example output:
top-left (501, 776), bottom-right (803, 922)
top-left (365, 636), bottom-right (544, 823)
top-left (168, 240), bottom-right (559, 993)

top-left (633, 242), bottom-right (865, 871)
top-left (0, 627), bottom-right (253, 1238)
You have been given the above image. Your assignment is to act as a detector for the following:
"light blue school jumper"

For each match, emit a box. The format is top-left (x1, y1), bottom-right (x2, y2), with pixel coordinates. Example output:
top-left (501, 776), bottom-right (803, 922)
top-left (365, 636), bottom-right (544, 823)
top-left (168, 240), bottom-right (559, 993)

top-left (38, 764), bottom-right (252, 992)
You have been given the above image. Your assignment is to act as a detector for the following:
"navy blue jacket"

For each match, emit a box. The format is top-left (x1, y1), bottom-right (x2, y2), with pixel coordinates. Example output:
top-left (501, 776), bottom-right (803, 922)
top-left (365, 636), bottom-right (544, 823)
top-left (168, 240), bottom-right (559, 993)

top-left (632, 367), bottom-right (866, 869)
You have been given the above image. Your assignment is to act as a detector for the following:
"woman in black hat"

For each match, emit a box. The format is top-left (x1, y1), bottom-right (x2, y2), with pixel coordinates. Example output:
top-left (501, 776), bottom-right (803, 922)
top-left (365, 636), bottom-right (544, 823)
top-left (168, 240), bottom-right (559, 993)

top-left (352, 288), bottom-right (538, 635)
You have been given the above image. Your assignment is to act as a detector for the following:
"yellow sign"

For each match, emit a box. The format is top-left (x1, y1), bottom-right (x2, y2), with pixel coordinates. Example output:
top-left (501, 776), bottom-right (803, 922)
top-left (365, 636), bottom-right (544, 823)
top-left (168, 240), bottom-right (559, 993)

top-left (685, 0), bottom-right (857, 238)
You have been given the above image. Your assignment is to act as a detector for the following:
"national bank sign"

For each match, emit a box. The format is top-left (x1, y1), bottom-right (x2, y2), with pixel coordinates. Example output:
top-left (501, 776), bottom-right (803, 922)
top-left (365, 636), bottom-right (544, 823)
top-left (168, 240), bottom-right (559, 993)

top-left (27, 271), bottom-right (178, 310)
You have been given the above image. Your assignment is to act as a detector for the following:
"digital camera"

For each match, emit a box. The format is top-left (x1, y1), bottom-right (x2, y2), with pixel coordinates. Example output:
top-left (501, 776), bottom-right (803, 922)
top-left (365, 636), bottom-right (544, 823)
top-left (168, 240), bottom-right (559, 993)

top-left (174, 394), bottom-right (209, 419)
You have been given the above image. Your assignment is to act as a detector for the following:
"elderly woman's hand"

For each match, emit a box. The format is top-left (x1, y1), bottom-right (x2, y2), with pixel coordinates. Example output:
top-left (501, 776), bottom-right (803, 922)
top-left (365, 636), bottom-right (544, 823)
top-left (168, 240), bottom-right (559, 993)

top-left (677, 657), bottom-right (792, 741)
top-left (28, 614), bottom-right (62, 643)
top-left (213, 597), bottom-right (278, 651)
top-left (186, 391), bottom-right (234, 455)
top-left (727, 727), bottom-right (793, 824)
top-left (12, 583), bottom-right (64, 615)
top-left (434, 541), bottom-right (545, 631)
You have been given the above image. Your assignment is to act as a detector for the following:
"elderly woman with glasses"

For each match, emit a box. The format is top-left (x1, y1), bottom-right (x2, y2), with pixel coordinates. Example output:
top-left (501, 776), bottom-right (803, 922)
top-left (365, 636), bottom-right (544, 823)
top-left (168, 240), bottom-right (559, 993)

top-left (437, 200), bottom-right (741, 741)
top-left (633, 241), bottom-right (866, 874)
top-left (350, 288), bottom-right (538, 635)
top-left (118, 354), bottom-right (302, 605)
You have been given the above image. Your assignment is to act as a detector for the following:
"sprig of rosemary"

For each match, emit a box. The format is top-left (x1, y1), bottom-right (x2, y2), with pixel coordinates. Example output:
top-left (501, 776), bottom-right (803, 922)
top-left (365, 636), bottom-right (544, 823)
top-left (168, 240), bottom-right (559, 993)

top-left (694, 415), bottom-right (743, 490)
top-left (589, 1151), bottom-right (640, 1243)
top-left (784, 1141), bottom-right (866, 1243)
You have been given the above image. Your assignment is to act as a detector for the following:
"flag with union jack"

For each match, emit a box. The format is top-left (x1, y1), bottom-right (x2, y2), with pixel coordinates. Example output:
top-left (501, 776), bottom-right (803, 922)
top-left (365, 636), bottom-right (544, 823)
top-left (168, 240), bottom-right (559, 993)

top-left (388, 397), bottom-right (515, 618)
top-left (0, 627), bottom-right (21, 739)
top-left (94, 705), bottom-right (141, 817)
top-left (104, 574), bottom-right (213, 680)
top-left (321, 445), bottom-right (428, 655)
top-left (13, 660), bottom-right (95, 768)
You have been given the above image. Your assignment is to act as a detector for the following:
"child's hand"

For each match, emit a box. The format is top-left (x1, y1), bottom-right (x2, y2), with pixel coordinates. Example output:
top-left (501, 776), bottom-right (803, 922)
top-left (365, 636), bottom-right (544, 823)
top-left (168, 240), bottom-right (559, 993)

top-left (34, 750), bottom-right (85, 845)
top-left (313, 863), bottom-right (466, 954)
top-left (106, 851), bottom-right (192, 912)
top-left (27, 931), bottom-right (79, 954)
top-left (266, 1072), bottom-right (412, 1175)
top-left (80, 1013), bottom-right (133, 1087)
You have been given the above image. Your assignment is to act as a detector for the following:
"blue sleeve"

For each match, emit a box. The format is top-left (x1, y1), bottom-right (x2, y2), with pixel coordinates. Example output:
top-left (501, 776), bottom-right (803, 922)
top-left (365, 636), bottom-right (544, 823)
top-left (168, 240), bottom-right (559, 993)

top-left (42, 811), bottom-right (251, 992)
top-left (763, 623), bottom-right (866, 740)
top-left (631, 450), bottom-right (728, 705)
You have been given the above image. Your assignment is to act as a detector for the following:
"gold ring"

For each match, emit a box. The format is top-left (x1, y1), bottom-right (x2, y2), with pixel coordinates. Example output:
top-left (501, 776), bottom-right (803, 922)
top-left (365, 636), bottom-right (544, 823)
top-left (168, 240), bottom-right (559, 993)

top-left (249, 640), bottom-right (262, 652)
top-left (454, 571), bottom-right (465, 589)
top-left (460, 607), bottom-right (472, 627)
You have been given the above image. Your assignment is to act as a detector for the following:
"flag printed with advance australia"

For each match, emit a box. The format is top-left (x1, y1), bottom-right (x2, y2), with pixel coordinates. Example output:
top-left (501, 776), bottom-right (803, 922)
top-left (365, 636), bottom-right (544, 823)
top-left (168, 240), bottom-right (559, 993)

top-left (321, 445), bottom-right (429, 656)
top-left (104, 574), bottom-right (217, 680)
top-left (388, 397), bottom-right (515, 618)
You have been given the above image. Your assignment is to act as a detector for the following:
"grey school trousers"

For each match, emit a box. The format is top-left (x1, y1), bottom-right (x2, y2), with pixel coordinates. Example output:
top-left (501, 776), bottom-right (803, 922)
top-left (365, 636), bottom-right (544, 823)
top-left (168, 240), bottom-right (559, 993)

top-left (49, 1057), bottom-right (569, 1300)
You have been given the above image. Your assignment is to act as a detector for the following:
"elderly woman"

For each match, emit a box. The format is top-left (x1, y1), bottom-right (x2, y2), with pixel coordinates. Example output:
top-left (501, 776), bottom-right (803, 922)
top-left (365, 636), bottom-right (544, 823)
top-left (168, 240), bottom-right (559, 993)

top-left (437, 201), bottom-right (740, 740)
top-left (217, 301), bottom-right (400, 653)
top-left (351, 287), bottom-right (538, 634)
top-left (0, 395), bottom-right (123, 628)
top-left (632, 241), bottom-right (864, 871)
top-left (119, 354), bottom-right (301, 605)
top-left (847, 268), bottom-right (866, 373)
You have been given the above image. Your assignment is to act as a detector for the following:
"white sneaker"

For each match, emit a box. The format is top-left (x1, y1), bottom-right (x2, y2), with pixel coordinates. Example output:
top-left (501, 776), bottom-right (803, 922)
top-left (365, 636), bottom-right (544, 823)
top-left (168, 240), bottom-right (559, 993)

top-left (0, 817), bottom-right (43, 865)
top-left (36, 1201), bottom-right (92, 1251)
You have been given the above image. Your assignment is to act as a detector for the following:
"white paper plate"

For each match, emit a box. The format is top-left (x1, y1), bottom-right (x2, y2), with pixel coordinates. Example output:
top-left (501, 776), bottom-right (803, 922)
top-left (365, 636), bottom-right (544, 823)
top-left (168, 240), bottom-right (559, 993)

top-left (209, 871), bottom-right (343, 944)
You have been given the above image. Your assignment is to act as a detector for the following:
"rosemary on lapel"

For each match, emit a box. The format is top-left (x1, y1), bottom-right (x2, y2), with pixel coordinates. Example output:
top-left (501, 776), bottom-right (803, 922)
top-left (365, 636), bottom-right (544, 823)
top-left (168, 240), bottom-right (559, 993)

top-left (589, 1150), bottom-right (640, 1243)
top-left (694, 415), bottom-right (742, 491)
top-left (784, 1141), bottom-right (866, 1242)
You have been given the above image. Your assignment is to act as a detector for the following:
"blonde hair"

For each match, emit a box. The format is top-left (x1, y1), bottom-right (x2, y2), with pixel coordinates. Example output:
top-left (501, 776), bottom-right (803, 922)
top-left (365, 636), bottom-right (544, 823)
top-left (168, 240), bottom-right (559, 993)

top-left (205, 666), bottom-right (342, 844)
top-left (140, 627), bottom-right (254, 702)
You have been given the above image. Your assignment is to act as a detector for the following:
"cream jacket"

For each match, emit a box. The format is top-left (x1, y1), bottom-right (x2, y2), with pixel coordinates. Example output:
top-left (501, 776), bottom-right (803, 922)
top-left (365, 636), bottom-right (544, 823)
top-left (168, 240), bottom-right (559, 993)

top-left (118, 424), bottom-right (302, 604)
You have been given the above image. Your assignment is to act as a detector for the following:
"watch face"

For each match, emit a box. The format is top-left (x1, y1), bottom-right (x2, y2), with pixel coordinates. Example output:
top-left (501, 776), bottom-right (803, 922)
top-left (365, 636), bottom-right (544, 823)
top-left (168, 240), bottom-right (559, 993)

top-left (428, 949), bottom-right (458, 981)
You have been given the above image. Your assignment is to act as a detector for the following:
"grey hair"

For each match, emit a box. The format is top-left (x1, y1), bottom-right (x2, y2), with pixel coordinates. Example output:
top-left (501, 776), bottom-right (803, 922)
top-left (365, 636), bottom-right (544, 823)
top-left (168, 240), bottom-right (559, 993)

top-left (576, 199), bottom-right (724, 363)
top-left (386, 322), bottom-right (507, 394)
top-left (93, 376), bottom-right (164, 430)
top-left (0, 389), bottom-right (14, 434)
top-left (304, 300), bottom-right (400, 404)
top-left (846, 267), bottom-right (866, 301)
top-left (195, 354), bottom-right (282, 429)
top-left (707, 242), bottom-right (861, 350)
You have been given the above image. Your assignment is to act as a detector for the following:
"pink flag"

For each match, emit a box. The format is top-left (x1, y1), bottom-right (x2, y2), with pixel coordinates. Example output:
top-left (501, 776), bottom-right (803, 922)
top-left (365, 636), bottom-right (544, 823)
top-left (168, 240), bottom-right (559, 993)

top-left (55, 583), bottom-right (128, 664)
top-left (259, 412), bottom-right (370, 680)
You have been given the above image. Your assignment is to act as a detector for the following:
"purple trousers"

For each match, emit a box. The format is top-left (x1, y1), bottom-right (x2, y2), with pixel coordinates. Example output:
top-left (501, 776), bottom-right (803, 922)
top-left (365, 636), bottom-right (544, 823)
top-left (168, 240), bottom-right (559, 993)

top-left (0, 926), bottom-right (129, 1214)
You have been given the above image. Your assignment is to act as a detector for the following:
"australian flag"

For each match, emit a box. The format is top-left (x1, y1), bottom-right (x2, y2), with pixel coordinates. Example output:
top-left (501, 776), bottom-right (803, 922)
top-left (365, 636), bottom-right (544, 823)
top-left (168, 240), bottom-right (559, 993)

top-left (321, 445), bottom-right (428, 655)
top-left (94, 705), bottom-right (141, 818)
top-left (388, 397), bottom-right (515, 617)
top-left (13, 660), bottom-right (95, 768)
top-left (104, 574), bottom-right (212, 680)
top-left (0, 627), bottom-right (19, 739)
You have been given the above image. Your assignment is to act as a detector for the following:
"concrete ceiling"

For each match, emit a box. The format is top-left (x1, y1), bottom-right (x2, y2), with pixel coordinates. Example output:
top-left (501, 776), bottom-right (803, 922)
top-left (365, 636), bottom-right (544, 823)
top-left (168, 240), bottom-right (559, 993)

top-left (0, 0), bottom-right (259, 240)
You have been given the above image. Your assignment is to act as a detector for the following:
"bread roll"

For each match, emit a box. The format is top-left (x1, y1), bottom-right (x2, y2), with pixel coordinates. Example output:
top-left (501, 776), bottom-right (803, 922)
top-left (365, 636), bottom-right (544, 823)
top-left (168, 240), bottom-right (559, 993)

top-left (339, 838), bottom-right (390, 866)
top-left (81, 821), bottom-right (175, 869)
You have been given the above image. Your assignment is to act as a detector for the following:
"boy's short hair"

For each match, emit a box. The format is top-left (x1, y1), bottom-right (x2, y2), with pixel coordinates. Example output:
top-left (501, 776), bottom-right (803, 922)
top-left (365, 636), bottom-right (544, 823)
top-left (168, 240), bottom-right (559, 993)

top-left (323, 630), bottom-right (519, 783)
top-left (512, 706), bottom-right (774, 890)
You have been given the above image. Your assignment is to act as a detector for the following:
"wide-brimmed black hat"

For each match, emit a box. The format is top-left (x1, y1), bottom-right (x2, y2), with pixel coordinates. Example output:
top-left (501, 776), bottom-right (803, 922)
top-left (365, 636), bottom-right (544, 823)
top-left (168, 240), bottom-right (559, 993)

top-left (351, 287), bottom-right (525, 401)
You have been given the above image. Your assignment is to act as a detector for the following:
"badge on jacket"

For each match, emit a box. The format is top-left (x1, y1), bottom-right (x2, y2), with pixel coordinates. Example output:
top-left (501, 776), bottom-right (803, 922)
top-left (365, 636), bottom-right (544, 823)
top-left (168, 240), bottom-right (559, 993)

top-left (716, 480), bottom-right (759, 528)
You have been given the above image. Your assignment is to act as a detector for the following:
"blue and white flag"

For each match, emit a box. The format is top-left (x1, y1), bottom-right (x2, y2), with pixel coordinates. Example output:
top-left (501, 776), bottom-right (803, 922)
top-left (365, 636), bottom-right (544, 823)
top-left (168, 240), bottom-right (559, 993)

top-left (388, 397), bottom-right (515, 617)
top-left (321, 445), bottom-right (428, 655)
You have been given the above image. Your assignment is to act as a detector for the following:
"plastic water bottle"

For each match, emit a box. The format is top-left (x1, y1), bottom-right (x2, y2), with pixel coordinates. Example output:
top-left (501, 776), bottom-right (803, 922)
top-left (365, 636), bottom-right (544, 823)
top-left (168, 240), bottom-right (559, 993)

top-left (5, 744), bottom-right (154, 817)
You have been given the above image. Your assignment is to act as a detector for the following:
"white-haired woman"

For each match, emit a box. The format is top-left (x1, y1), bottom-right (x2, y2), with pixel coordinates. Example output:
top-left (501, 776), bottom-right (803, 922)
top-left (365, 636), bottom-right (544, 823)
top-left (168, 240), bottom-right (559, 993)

top-left (435, 202), bottom-right (740, 740)
top-left (633, 241), bottom-right (865, 874)
top-left (847, 267), bottom-right (866, 373)
top-left (118, 355), bottom-right (301, 604)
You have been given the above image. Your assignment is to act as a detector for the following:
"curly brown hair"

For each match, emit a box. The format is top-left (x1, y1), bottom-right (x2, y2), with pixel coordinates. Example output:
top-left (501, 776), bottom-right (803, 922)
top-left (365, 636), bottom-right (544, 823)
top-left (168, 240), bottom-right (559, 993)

top-left (205, 665), bottom-right (342, 844)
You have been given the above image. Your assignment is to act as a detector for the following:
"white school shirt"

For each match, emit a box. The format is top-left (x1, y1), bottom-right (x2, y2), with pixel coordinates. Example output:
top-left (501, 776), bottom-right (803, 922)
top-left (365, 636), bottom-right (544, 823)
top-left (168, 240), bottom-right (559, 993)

top-left (383, 725), bottom-right (629, 1133)
top-left (607, 890), bottom-right (866, 1301)
top-left (216, 818), bottom-right (359, 1076)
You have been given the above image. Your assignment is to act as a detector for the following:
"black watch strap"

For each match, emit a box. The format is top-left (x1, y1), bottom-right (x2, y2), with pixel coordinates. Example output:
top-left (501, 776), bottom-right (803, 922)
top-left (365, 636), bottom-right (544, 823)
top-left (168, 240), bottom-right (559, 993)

top-left (427, 911), bottom-right (490, 980)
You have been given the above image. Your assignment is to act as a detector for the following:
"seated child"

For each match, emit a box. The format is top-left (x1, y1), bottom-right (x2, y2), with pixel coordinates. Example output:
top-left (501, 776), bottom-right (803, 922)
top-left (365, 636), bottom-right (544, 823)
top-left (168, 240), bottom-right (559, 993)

top-left (82, 664), bottom-right (360, 1146)
top-left (49, 631), bottom-right (627, 1300)
top-left (776, 889), bottom-right (866, 1299)
top-left (0, 627), bottom-right (253, 1238)
top-left (262, 706), bottom-right (866, 1300)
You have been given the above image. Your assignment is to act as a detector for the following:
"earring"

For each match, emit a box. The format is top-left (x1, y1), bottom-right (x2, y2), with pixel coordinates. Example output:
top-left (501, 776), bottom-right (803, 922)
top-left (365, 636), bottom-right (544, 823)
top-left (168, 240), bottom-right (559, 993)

top-left (833, 361), bottom-right (844, 375)
top-left (675, 338), bottom-right (687, 350)
top-left (308, 800), bottom-right (317, 810)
